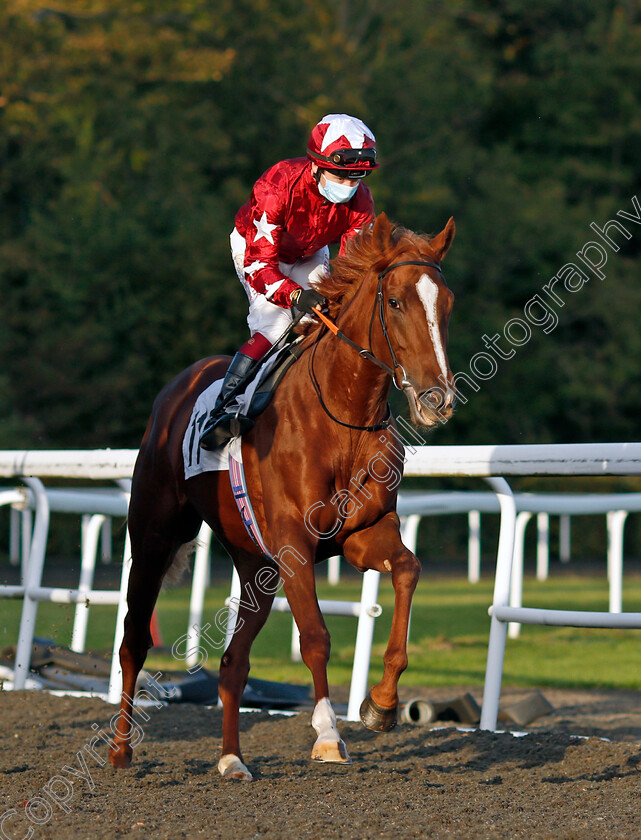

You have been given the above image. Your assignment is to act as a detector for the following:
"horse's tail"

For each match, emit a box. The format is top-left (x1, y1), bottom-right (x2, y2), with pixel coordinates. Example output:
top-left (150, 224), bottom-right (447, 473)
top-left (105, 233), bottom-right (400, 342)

top-left (163, 538), bottom-right (200, 588)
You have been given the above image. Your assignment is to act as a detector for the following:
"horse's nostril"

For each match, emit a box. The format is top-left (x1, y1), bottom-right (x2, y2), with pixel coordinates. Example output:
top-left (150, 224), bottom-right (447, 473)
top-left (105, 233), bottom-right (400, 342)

top-left (420, 390), bottom-right (442, 409)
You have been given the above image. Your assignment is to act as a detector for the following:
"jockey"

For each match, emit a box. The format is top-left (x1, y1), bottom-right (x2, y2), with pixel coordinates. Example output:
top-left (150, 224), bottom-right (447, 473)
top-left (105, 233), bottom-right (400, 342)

top-left (199, 112), bottom-right (379, 450)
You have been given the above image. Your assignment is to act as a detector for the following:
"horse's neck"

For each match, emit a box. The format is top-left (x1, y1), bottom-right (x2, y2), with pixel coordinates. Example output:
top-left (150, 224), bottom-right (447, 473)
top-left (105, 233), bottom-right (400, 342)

top-left (306, 288), bottom-right (392, 429)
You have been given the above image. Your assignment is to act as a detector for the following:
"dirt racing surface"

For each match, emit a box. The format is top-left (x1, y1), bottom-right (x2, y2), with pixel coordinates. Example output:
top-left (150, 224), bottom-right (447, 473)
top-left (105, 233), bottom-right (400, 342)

top-left (1, 686), bottom-right (641, 840)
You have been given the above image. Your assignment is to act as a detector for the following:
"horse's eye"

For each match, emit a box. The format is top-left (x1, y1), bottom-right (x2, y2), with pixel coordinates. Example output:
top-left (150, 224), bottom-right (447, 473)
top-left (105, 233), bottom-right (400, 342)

top-left (388, 298), bottom-right (401, 310)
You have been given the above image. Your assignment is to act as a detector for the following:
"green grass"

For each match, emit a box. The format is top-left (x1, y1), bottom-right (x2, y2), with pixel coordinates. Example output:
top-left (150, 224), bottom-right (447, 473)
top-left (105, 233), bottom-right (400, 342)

top-left (2, 571), bottom-right (641, 691)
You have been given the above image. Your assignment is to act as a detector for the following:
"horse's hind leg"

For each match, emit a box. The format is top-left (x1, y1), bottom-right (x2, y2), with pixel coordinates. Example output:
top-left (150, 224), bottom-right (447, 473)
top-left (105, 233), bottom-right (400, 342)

top-left (216, 551), bottom-right (276, 781)
top-left (110, 503), bottom-right (201, 769)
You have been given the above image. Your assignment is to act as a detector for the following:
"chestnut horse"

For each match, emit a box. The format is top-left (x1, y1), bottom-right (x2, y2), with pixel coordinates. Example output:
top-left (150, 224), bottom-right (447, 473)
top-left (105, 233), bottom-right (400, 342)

top-left (110, 213), bottom-right (456, 780)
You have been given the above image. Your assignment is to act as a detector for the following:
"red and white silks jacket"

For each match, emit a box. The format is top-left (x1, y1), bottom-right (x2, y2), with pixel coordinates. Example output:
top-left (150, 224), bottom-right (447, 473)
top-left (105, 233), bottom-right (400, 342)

top-left (234, 157), bottom-right (375, 308)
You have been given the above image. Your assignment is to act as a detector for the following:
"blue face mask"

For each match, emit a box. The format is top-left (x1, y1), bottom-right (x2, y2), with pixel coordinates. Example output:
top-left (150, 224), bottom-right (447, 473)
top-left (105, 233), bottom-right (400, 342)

top-left (318, 176), bottom-right (358, 204)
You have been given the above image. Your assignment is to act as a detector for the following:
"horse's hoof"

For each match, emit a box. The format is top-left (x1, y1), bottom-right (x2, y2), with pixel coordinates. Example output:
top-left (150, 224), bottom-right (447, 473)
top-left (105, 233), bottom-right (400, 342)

top-left (360, 694), bottom-right (398, 732)
top-left (311, 738), bottom-right (352, 764)
top-left (109, 747), bottom-right (133, 769)
top-left (218, 754), bottom-right (253, 781)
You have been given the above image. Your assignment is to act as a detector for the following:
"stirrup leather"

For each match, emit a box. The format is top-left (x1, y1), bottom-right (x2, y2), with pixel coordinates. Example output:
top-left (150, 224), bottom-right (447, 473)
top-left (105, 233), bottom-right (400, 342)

top-left (200, 411), bottom-right (254, 450)
top-left (199, 352), bottom-right (256, 450)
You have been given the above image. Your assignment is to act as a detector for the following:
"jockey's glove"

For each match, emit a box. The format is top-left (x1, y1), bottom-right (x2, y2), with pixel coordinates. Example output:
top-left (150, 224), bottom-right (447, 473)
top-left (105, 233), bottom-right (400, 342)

top-left (290, 287), bottom-right (327, 315)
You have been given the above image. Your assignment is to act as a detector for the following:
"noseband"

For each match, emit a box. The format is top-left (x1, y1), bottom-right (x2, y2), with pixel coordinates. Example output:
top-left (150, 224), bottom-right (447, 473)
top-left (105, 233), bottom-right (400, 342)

top-left (310, 258), bottom-right (446, 432)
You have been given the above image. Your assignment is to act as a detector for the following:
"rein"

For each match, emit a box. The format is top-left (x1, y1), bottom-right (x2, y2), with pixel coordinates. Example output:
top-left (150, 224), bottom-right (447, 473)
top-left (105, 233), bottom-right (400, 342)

top-left (310, 258), bottom-right (445, 432)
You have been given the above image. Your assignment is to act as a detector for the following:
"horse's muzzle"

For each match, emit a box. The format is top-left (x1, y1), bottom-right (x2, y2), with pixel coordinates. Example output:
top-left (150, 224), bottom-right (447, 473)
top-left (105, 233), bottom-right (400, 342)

top-left (405, 385), bottom-right (456, 427)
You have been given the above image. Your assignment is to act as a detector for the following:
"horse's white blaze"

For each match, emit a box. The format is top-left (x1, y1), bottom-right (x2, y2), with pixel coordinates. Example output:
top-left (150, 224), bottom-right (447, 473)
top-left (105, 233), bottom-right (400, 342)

top-left (416, 273), bottom-right (449, 383)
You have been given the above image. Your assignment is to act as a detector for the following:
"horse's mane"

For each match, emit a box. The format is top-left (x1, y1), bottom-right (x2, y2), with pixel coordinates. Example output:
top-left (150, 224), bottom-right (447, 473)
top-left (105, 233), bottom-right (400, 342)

top-left (298, 221), bottom-right (440, 340)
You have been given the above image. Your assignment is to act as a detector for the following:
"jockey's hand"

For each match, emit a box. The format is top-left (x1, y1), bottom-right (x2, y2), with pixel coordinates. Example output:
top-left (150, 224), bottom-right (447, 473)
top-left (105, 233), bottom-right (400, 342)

top-left (290, 288), bottom-right (327, 315)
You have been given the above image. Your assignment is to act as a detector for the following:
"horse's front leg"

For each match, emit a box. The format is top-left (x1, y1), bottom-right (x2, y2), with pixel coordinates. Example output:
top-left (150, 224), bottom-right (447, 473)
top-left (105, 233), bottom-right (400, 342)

top-left (278, 536), bottom-right (351, 764)
top-left (342, 512), bottom-right (421, 731)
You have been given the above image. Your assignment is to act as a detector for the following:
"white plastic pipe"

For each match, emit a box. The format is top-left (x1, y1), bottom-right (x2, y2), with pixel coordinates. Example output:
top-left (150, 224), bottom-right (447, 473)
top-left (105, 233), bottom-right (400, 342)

top-left (23, 487), bottom-right (129, 516)
top-left (492, 605), bottom-right (641, 628)
top-left (607, 510), bottom-right (628, 614)
top-left (400, 515), bottom-right (421, 553)
top-left (21, 509), bottom-right (32, 583)
top-left (479, 477), bottom-right (517, 731)
top-left (559, 515), bottom-right (571, 563)
top-left (3, 442), bottom-right (641, 481)
top-left (536, 513), bottom-right (550, 581)
top-left (2, 488), bottom-right (28, 567)
top-left (0, 586), bottom-right (27, 598)
top-left (508, 512), bottom-right (533, 640)
top-left (186, 523), bottom-right (214, 668)
top-left (0, 449), bottom-right (137, 479)
top-left (271, 597), bottom-right (373, 617)
top-left (468, 510), bottom-right (481, 583)
top-left (346, 569), bottom-right (382, 721)
top-left (404, 442), bottom-right (641, 477)
top-left (107, 529), bottom-right (132, 704)
top-left (9, 506), bottom-right (20, 566)
top-left (224, 567), bottom-right (242, 652)
top-left (13, 478), bottom-right (50, 690)
top-left (290, 620), bottom-right (302, 663)
top-left (101, 517), bottom-right (113, 564)
top-left (27, 586), bottom-right (121, 605)
top-left (71, 514), bottom-right (107, 652)
top-left (327, 555), bottom-right (341, 585)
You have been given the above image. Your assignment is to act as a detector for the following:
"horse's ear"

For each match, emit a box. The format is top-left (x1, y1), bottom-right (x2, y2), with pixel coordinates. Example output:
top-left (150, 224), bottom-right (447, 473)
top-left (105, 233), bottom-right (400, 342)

top-left (429, 217), bottom-right (456, 262)
top-left (373, 212), bottom-right (393, 251)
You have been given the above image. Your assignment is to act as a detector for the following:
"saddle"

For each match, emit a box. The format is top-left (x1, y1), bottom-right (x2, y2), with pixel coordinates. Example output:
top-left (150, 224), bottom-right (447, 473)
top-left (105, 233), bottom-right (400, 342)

top-left (184, 337), bottom-right (305, 474)
top-left (238, 336), bottom-right (305, 422)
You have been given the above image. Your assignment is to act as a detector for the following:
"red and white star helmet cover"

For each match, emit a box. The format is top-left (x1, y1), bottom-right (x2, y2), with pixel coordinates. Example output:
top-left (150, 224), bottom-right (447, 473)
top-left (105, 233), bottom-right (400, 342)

top-left (307, 113), bottom-right (379, 173)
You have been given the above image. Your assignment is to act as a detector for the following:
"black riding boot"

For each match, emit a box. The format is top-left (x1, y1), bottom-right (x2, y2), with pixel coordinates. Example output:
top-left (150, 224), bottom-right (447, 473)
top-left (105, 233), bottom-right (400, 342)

top-left (199, 353), bottom-right (256, 450)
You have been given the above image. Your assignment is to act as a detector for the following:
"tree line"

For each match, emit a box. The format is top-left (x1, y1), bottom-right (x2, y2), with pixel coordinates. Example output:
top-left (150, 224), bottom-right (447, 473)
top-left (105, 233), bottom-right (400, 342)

top-left (1, 0), bottom-right (640, 450)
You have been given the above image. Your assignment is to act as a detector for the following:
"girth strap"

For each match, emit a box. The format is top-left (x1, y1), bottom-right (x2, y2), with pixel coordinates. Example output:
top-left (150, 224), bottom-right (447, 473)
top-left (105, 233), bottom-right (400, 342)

top-left (228, 439), bottom-right (272, 560)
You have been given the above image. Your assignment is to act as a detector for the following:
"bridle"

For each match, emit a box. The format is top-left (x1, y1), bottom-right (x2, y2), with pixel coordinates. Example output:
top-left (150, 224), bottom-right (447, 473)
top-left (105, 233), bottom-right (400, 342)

top-left (371, 259), bottom-right (445, 390)
top-left (309, 258), bottom-right (446, 432)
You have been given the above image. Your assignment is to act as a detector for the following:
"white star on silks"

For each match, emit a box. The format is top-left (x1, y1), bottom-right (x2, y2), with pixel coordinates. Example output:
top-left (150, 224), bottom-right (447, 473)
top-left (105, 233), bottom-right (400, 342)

top-left (253, 211), bottom-right (278, 245)
top-left (244, 260), bottom-right (267, 277)
top-left (320, 114), bottom-right (375, 152)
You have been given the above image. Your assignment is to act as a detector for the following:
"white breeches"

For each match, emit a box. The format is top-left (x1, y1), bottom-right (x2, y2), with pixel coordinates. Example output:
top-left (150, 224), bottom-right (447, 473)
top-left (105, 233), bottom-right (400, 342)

top-left (230, 227), bottom-right (329, 344)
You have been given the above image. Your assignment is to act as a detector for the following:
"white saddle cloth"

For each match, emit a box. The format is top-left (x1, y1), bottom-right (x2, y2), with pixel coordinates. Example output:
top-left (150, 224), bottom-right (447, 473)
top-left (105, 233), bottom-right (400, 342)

top-left (182, 352), bottom-right (281, 479)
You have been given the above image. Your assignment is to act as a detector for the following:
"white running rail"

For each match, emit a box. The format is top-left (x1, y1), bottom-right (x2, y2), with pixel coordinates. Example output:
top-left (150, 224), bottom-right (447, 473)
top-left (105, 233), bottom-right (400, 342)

top-left (3, 442), bottom-right (641, 728)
